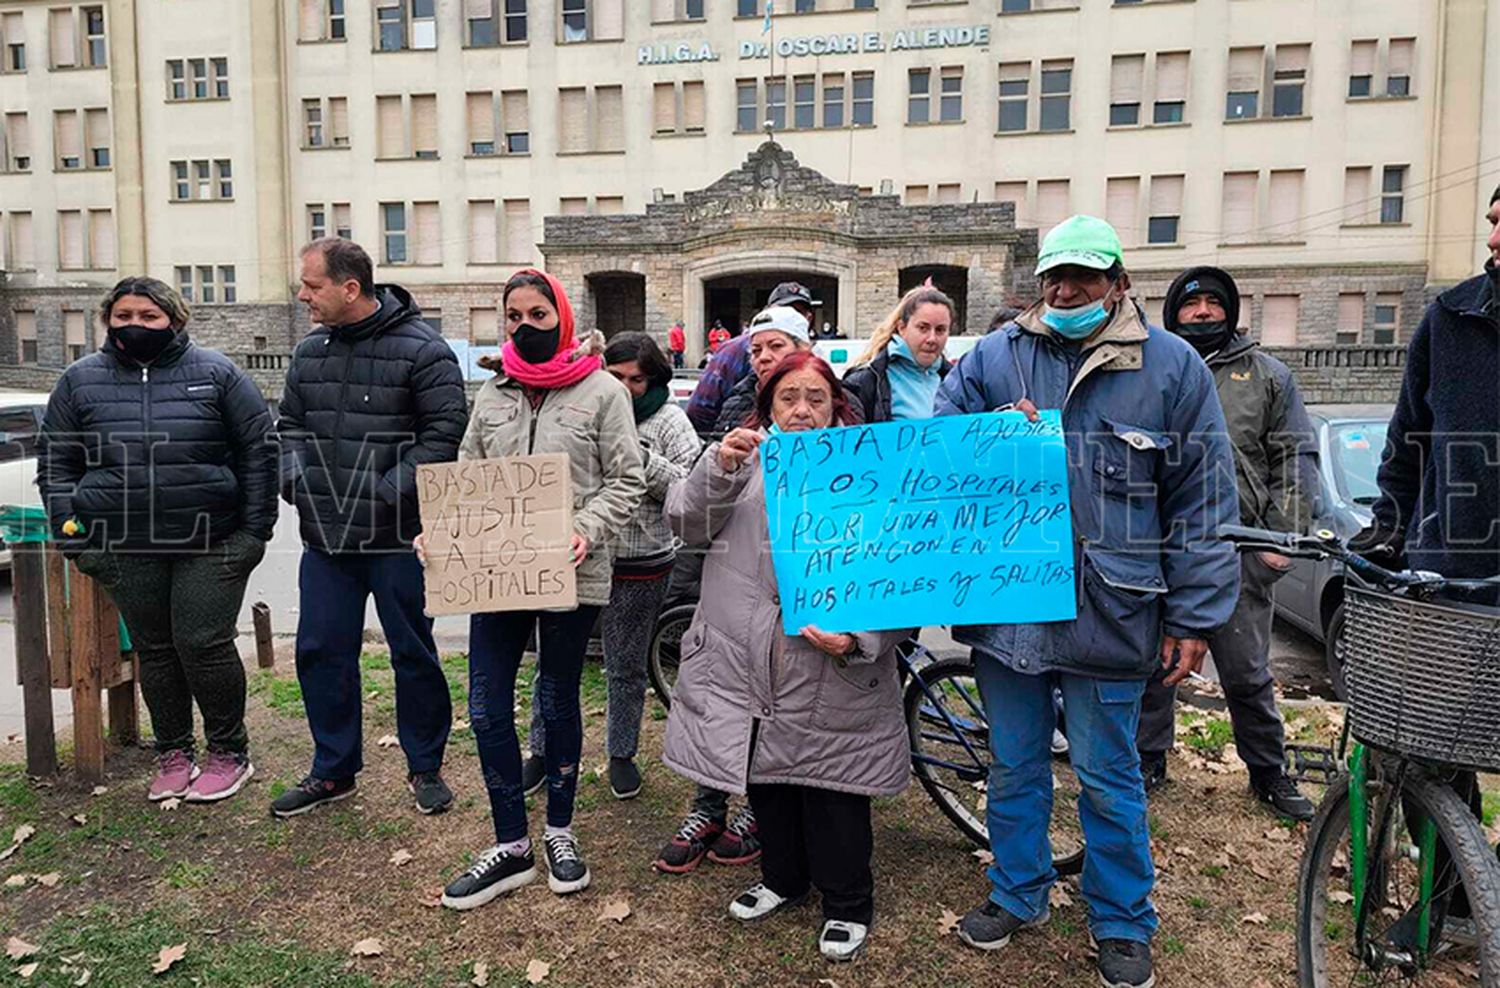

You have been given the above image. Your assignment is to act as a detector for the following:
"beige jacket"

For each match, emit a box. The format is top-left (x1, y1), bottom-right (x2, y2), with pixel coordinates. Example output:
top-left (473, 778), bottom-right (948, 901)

top-left (459, 361), bottom-right (646, 607)
top-left (662, 446), bottom-right (912, 798)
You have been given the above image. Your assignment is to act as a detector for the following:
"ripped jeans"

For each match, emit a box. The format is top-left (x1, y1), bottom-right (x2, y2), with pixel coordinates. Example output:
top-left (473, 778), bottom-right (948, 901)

top-left (468, 607), bottom-right (601, 843)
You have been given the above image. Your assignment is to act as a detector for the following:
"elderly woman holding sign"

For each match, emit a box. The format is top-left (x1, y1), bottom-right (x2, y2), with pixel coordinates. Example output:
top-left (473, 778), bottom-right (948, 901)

top-left (664, 350), bottom-right (911, 963)
top-left (435, 269), bottom-right (644, 911)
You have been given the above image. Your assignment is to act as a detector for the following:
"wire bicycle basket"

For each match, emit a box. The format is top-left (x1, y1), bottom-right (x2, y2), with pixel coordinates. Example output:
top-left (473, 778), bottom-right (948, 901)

top-left (1343, 585), bottom-right (1500, 773)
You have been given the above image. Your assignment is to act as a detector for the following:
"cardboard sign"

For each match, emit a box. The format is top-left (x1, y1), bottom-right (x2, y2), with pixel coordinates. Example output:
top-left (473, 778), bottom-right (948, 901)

top-left (761, 411), bottom-right (1076, 635)
top-left (416, 454), bottom-right (576, 616)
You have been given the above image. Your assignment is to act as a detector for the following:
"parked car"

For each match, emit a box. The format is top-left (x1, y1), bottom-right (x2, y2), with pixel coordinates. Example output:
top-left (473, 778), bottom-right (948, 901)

top-left (668, 369), bottom-right (701, 407)
top-left (0, 391), bottom-right (51, 571)
top-left (1270, 403), bottom-right (1393, 699)
top-left (813, 335), bottom-right (982, 379)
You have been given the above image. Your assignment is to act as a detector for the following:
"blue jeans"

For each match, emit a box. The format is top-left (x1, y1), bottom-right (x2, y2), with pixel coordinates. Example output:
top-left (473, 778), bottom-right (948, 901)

top-left (294, 549), bottom-right (451, 780)
top-left (973, 653), bottom-right (1158, 944)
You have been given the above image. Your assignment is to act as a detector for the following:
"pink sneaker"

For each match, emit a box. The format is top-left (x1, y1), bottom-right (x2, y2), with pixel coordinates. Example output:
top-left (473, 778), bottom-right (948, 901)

top-left (149, 750), bottom-right (198, 801)
top-left (185, 752), bottom-right (254, 803)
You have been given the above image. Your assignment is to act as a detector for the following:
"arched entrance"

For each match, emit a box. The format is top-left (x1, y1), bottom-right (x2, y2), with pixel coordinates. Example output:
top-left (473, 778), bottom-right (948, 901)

top-left (702, 271), bottom-right (839, 343)
top-left (585, 271), bottom-right (646, 339)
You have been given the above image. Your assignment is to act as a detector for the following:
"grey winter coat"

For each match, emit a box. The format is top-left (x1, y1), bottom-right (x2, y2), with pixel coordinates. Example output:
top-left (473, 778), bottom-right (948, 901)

top-left (662, 446), bottom-right (912, 798)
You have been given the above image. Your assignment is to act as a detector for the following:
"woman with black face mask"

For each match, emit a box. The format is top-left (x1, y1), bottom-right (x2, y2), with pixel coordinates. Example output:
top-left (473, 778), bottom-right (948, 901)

top-left (36, 277), bottom-right (278, 805)
top-left (433, 269), bottom-right (645, 911)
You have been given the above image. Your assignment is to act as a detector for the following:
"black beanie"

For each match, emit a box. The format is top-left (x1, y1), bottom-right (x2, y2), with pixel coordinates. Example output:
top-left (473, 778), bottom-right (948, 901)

top-left (1164, 266), bottom-right (1241, 335)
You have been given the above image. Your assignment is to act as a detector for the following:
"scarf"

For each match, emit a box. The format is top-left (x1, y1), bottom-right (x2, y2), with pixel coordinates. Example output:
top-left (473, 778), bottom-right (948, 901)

top-left (632, 384), bottom-right (670, 424)
top-left (496, 268), bottom-right (602, 389)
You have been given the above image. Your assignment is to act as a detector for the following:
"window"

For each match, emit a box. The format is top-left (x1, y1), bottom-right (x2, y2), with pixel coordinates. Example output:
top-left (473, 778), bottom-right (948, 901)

top-left (1381, 165), bottom-right (1406, 223)
top-left (58, 210), bottom-right (84, 268)
top-left (3, 12), bottom-right (25, 73)
top-left (170, 159), bottom-right (232, 200)
top-left (597, 195), bottom-right (624, 214)
top-left (212, 57), bottom-right (228, 98)
top-left (1146, 174), bottom-right (1182, 244)
top-left (189, 57), bottom-right (208, 99)
top-left (503, 198), bottom-right (531, 261)
top-left (468, 199), bottom-right (497, 263)
top-left (85, 107), bottom-right (109, 167)
top-left (559, 0), bottom-right (622, 42)
top-left (1153, 52), bottom-right (1188, 124)
top-left (1226, 46), bottom-right (1262, 119)
top-left (736, 79), bottom-right (757, 132)
top-left (89, 208), bottom-right (113, 268)
top-left (851, 72), bottom-right (873, 126)
top-left (376, 94), bottom-right (403, 157)
top-left (328, 97), bottom-right (348, 145)
top-left (993, 181), bottom-right (1028, 221)
top-left (1110, 54), bottom-right (1143, 126)
top-left (794, 75), bottom-right (815, 129)
top-left (505, 0), bottom-right (527, 41)
top-left (1036, 179), bottom-right (1070, 231)
top-left (333, 202), bottom-right (351, 238)
top-left (737, 0), bottom-right (757, 14)
top-left (64, 310), bottom-right (86, 362)
top-left (1261, 295), bottom-right (1299, 346)
top-left (654, 81), bottom-right (706, 135)
top-left (170, 265), bottom-right (236, 304)
top-left (998, 62), bottom-right (1028, 132)
top-left (468, 91), bottom-right (496, 153)
top-left (822, 73), bottom-right (845, 128)
top-left (1337, 293), bottom-right (1363, 345)
top-left (82, 6), bottom-right (104, 66)
top-left (470, 307), bottom-right (499, 345)
top-left (1371, 293), bottom-right (1400, 344)
top-left (1105, 176), bottom-right (1139, 245)
top-left (53, 110), bottom-right (81, 169)
top-left (303, 98), bottom-right (323, 147)
top-left (382, 202), bottom-right (407, 262)
top-left (411, 93), bottom-right (437, 157)
top-left (1387, 38), bottom-right (1413, 97)
top-left (1343, 166), bottom-right (1372, 224)
top-left (940, 66), bottom-right (962, 122)
top-left (503, 89), bottom-right (530, 151)
top-left (175, 265), bottom-right (192, 302)
top-left (198, 266), bottom-right (216, 303)
top-left (1039, 60), bottom-right (1071, 131)
top-left (1267, 169), bottom-right (1303, 239)
top-left (298, 0), bottom-right (346, 41)
top-left (467, 0), bottom-right (498, 45)
top-left (652, 0), bottom-right (705, 20)
top-left (410, 0), bottom-right (436, 49)
top-left (1272, 44), bottom-right (1309, 117)
top-left (167, 59), bottom-right (186, 100)
top-left (558, 85), bottom-right (621, 152)
top-left (1221, 170), bottom-right (1258, 242)
top-left (48, 7), bottom-right (75, 68)
top-left (1349, 40), bottom-right (1375, 98)
top-left (766, 77), bottom-right (786, 130)
top-left (935, 183), bottom-right (961, 205)
top-left (376, 1), bottom-right (403, 50)
top-left (561, 0), bottom-right (587, 41)
top-left (905, 185), bottom-right (929, 206)
top-left (8, 212), bottom-right (33, 270)
top-left (329, 0), bottom-right (345, 38)
top-left (15, 310), bottom-right (37, 363)
top-left (3, 112), bottom-right (30, 171)
top-left (308, 204), bottom-right (327, 241)
top-left (907, 69), bottom-right (930, 124)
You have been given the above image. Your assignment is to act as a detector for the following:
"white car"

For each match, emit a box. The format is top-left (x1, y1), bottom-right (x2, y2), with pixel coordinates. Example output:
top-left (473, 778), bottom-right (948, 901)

top-left (0, 391), bottom-right (51, 570)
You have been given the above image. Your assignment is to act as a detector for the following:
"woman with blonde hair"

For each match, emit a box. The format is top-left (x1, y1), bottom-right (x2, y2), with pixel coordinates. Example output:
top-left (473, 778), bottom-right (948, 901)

top-left (842, 285), bottom-right (956, 424)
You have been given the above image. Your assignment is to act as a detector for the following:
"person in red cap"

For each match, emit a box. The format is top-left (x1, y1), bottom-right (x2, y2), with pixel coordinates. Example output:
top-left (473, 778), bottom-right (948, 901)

top-left (435, 269), bottom-right (645, 911)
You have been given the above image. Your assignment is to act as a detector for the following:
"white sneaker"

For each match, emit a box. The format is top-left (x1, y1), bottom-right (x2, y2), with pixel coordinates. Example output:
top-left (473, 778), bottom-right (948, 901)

top-left (728, 883), bottom-right (803, 922)
top-left (820, 919), bottom-right (869, 962)
top-left (1051, 728), bottom-right (1071, 757)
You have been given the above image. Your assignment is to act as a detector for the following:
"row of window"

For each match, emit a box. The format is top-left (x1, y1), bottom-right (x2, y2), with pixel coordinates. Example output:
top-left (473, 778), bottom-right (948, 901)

top-left (0, 109), bottom-right (110, 174)
top-left (1136, 289), bottom-right (1404, 347)
top-left (0, 208), bottom-right (112, 273)
top-left (0, 5), bottom-right (105, 74)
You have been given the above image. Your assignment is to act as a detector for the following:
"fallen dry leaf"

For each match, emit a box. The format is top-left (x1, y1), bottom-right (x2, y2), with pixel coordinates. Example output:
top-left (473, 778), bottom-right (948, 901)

top-left (6, 938), bottom-right (37, 960)
top-left (158, 798), bottom-right (181, 812)
top-left (69, 814), bottom-right (86, 827)
top-left (17, 961), bottom-right (38, 979)
top-left (1049, 884), bottom-right (1074, 908)
top-left (11, 825), bottom-right (35, 845)
top-left (1250, 860), bottom-right (1276, 882)
top-left (350, 938), bottom-right (384, 958)
top-left (376, 735), bottom-right (399, 749)
top-left (1263, 827), bottom-right (1291, 843)
top-left (90, 786), bottom-right (107, 797)
top-left (597, 899), bottom-right (631, 924)
top-left (151, 943), bottom-right (187, 975)
top-left (418, 887), bottom-right (443, 908)
top-left (1328, 890), bottom-right (1355, 905)
top-left (937, 908), bottom-right (961, 935)
top-left (4, 875), bottom-right (27, 888)
top-left (34, 873), bottom-right (59, 888)
top-left (389, 849), bottom-right (413, 867)
top-left (972, 849), bottom-right (995, 865)
top-left (471, 961), bottom-right (490, 987)
top-left (1241, 911), bottom-right (1269, 926)
top-left (525, 959), bottom-right (550, 984)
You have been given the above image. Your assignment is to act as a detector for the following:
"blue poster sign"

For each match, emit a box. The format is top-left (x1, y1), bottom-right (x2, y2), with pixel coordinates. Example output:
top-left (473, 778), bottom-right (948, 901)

top-left (761, 411), bottom-right (1076, 635)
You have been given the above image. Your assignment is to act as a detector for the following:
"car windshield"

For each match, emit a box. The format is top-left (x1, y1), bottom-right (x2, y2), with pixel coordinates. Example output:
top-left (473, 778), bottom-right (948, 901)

top-left (1329, 422), bottom-right (1388, 504)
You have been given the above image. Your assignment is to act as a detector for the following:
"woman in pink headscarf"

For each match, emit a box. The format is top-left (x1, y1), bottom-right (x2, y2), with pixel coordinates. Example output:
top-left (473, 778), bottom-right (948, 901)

top-left (437, 269), bottom-right (645, 911)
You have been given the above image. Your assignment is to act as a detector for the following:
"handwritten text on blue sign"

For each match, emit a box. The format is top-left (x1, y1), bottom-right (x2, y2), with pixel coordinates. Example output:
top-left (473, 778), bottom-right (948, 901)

top-left (761, 411), bottom-right (1076, 635)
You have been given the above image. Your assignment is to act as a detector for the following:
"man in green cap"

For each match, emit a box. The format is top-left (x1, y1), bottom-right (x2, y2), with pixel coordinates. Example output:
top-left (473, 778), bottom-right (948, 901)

top-left (935, 215), bottom-right (1241, 988)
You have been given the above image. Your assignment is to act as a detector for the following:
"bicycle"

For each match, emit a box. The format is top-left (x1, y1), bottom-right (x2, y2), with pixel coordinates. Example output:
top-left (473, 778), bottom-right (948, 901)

top-left (646, 603), bottom-right (1085, 875)
top-left (1219, 524), bottom-right (1500, 987)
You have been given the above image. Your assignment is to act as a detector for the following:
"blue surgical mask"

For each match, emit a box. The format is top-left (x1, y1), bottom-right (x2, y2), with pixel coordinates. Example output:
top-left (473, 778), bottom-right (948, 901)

top-left (1041, 300), bottom-right (1110, 339)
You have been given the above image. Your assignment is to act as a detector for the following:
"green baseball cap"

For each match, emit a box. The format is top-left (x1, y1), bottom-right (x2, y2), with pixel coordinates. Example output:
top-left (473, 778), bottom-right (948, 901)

top-left (1035, 215), bottom-right (1124, 276)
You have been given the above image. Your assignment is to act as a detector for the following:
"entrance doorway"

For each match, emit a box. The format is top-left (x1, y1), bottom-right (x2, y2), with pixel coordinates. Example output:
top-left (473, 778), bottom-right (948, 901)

top-left (700, 271), bottom-right (840, 348)
top-left (586, 272), bottom-right (646, 339)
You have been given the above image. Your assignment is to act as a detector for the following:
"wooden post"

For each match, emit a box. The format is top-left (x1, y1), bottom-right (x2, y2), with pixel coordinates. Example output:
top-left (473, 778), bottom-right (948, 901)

top-left (12, 543), bottom-right (57, 778)
top-left (68, 563), bottom-right (106, 783)
top-left (252, 601), bottom-right (274, 669)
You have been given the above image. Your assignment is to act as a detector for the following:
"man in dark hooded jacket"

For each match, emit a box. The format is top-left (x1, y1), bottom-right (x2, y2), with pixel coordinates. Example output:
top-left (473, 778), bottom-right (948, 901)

top-left (271, 238), bottom-right (468, 819)
top-left (1135, 266), bottom-right (1319, 822)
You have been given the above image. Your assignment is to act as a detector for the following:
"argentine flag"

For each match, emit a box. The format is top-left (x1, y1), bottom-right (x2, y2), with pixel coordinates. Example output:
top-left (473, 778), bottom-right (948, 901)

top-left (762, 1), bottom-right (773, 34)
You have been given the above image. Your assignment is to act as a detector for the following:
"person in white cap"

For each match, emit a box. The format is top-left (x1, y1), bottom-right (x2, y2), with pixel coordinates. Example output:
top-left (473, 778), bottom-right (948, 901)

top-left (709, 305), bottom-right (816, 436)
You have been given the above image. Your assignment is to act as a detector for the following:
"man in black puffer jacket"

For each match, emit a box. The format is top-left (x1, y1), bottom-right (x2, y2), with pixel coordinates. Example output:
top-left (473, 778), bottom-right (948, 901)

top-left (271, 238), bottom-right (468, 819)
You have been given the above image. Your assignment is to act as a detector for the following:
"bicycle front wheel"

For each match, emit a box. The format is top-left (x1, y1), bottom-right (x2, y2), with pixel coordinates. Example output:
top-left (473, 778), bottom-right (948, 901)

top-left (647, 603), bottom-right (696, 711)
top-left (1298, 768), bottom-right (1500, 987)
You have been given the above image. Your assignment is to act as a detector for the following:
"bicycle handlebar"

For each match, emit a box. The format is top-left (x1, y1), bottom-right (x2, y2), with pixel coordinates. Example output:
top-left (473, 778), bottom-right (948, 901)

top-left (1216, 524), bottom-right (1500, 595)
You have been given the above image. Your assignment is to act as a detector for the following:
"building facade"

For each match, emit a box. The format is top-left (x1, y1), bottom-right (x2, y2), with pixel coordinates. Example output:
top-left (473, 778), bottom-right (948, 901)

top-left (0, 0), bottom-right (1496, 383)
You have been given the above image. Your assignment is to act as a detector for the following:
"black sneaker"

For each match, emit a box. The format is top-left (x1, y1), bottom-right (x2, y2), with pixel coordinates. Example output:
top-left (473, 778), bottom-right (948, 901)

top-left (441, 844), bottom-right (538, 911)
top-left (543, 831), bottom-right (591, 895)
top-left (956, 901), bottom-right (1049, 951)
top-left (1251, 771), bottom-right (1315, 822)
top-left (1096, 938), bottom-right (1155, 988)
top-left (521, 754), bottom-right (546, 796)
top-left (1141, 753), bottom-right (1167, 795)
top-left (270, 775), bottom-right (356, 818)
top-left (409, 771), bottom-right (453, 815)
top-left (608, 757), bottom-right (641, 800)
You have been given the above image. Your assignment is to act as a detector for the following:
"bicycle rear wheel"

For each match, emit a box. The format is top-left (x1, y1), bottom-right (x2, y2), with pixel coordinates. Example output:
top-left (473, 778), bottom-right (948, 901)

top-left (647, 603), bottom-right (696, 710)
top-left (1297, 767), bottom-right (1500, 987)
top-left (904, 656), bottom-right (1085, 875)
